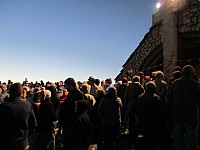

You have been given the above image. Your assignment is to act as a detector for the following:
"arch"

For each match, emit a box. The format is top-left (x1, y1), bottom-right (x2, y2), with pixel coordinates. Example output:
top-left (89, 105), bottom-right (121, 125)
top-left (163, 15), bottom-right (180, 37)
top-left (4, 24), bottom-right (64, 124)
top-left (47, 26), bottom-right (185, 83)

top-left (139, 44), bottom-right (163, 75)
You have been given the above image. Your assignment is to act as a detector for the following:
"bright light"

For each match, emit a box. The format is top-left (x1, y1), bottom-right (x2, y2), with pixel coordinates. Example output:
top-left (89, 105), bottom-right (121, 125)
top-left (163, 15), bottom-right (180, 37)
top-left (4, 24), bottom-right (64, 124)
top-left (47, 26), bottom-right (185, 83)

top-left (156, 3), bottom-right (161, 9)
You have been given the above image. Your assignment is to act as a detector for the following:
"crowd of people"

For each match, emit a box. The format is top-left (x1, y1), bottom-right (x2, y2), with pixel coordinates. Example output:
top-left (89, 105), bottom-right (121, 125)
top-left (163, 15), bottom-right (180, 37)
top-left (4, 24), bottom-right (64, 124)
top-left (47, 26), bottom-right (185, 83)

top-left (0, 64), bottom-right (200, 150)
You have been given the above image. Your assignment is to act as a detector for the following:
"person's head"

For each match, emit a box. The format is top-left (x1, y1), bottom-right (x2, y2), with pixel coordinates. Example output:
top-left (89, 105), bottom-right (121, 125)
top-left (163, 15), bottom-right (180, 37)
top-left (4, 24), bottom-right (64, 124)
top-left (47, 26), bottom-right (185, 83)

top-left (172, 71), bottom-right (182, 80)
top-left (27, 90), bottom-right (33, 98)
top-left (137, 72), bottom-right (144, 80)
top-left (122, 77), bottom-right (128, 84)
top-left (64, 77), bottom-right (77, 91)
top-left (22, 88), bottom-right (27, 99)
top-left (117, 80), bottom-right (122, 85)
top-left (62, 89), bottom-right (68, 96)
top-left (132, 75), bottom-right (140, 83)
top-left (105, 78), bottom-right (112, 85)
top-left (1, 84), bottom-right (7, 92)
top-left (0, 87), bottom-right (2, 95)
top-left (77, 81), bottom-right (82, 88)
top-left (81, 84), bottom-right (91, 94)
top-left (145, 76), bottom-right (151, 82)
top-left (95, 78), bottom-right (100, 86)
top-left (145, 81), bottom-right (156, 93)
top-left (107, 86), bottom-right (117, 97)
top-left (44, 90), bottom-right (51, 99)
top-left (174, 66), bottom-right (182, 72)
top-left (88, 76), bottom-right (96, 86)
top-left (182, 65), bottom-right (196, 78)
top-left (101, 80), bottom-right (105, 87)
top-left (33, 92), bottom-right (41, 102)
top-left (9, 83), bottom-right (23, 99)
top-left (156, 71), bottom-right (164, 80)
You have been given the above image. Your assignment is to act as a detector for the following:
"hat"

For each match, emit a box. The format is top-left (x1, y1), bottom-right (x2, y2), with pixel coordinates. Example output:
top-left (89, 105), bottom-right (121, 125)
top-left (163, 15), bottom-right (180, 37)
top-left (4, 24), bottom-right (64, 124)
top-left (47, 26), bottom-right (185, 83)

top-left (88, 76), bottom-right (95, 82)
top-left (145, 76), bottom-right (151, 82)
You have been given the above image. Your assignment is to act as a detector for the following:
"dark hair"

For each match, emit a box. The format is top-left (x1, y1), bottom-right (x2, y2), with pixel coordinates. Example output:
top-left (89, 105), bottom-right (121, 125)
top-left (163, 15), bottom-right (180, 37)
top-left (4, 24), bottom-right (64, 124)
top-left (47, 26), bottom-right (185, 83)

top-left (173, 71), bottom-right (182, 79)
top-left (132, 75), bottom-right (140, 83)
top-left (9, 83), bottom-right (23, 99)
top-left (95, 78), bottom-right (100, 86)
top-left (146, 81), bottom-right (156, 93)
top-left (33, 92), bottom-right (41, 102)
top-left (156, 71), bottom-right (164, 79)
top-left (105, 78), bottom-right (112, 84)
top-left (182, 65), bottom-right (195, 77)
top-left (64, 77), bottom-right (76, 87)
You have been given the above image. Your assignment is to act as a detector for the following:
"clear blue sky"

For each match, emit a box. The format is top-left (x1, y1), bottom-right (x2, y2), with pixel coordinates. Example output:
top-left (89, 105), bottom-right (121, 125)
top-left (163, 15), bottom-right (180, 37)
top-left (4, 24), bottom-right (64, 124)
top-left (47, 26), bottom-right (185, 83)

top-left (0, 0), bottom-right (159, 83)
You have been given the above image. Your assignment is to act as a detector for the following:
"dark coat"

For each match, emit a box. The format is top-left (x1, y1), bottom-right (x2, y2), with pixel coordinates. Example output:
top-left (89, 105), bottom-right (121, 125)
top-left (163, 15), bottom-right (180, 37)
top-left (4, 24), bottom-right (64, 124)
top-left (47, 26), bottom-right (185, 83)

top-left (117, 83), bottom-right (128, 105)
top-left (169, 76), bottom-right (200, 125)
top-left (0, 97), bottom-right (37, 149)
top-left (98, 88), bottom-right (122, 127)
top-left (136, 92), bottom-right (162, 123)
top-left (124, 82), bottom-right (144, 114)
top-left (74, 112), bottom-right (93, 148)
top-left (37, 98), bottom-right (54, 131)
top-left (136, 92), bottom-right (162, 134)
top-left (58, 88), bottom-right (85, 128)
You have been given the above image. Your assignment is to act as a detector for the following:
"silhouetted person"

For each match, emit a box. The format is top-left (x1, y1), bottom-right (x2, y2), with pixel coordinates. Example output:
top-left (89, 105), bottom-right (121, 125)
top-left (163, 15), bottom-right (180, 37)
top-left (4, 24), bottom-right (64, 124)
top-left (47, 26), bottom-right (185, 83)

top-left (37, 90), bottom-right (55, 150)
top-left (98, 86), bottom-right (122, 150)
top-left (0, 83), bottom-right (37, 150)
top-left (58, 77), bottom-right (85, 150)
top-left (124, 76), bottom-right (144, 143)
top-left (136, 81), bottom-right (162, 150)
top-left (74, 100), bottom-right (93, 150)
top-left (169, 65), bottom-right (200, 150)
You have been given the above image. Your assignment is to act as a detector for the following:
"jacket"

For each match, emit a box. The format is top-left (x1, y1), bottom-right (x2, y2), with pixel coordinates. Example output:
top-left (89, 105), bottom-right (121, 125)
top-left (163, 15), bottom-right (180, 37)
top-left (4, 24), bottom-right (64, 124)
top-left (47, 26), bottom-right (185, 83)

top-left (0, 97), bottom-right (37, 149)
top-left (98, 87), bottom-right (122, 127)
top-left (170, 76), bottom-right (200, 125)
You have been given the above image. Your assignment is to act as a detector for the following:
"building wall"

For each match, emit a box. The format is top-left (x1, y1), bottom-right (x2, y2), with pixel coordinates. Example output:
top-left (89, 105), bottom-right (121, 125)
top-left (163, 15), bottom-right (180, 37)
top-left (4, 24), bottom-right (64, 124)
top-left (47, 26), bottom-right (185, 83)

top-left (115, 0), bottom-right (200, 82)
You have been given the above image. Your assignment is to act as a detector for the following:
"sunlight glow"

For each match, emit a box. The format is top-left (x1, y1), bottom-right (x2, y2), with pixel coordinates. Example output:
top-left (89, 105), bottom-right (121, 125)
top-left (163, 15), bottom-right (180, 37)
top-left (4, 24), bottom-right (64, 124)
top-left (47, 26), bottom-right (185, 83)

top-left (156, 3), bottom-right (161, 9)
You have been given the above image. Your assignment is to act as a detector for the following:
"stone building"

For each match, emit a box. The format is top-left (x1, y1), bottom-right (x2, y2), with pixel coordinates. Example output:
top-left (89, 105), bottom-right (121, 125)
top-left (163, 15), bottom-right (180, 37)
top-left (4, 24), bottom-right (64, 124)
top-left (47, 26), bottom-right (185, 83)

top-left (115, 0), bottom-right (200, 82)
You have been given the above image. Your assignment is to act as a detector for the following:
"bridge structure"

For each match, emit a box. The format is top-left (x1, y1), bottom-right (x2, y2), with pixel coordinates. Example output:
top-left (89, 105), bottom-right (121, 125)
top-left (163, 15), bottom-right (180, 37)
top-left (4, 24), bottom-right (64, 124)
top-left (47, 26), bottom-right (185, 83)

top-left (115, 0), bottom-right (200, 82)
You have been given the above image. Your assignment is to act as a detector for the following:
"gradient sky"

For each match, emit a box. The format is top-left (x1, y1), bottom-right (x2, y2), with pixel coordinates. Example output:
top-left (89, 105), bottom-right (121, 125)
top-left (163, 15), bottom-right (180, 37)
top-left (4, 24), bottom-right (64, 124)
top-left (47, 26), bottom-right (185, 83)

top-left (0, 0), bottom-right (159, 83)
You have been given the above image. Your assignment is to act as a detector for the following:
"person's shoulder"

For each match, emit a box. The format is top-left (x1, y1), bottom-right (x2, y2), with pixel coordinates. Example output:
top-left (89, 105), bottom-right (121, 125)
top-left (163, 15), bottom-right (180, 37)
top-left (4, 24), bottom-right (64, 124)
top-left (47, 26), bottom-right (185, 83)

top-left (153, 93), bottom-right (161, 101)
top-left (85, 94), bottom-right (95, 100)
top-left (21, 100), bottom-right (33, 106)
top-left (138, 93), bottom-right (145, 99)
top-left (161, 80), bottom-right (167, 85)
top-left (116, 97), bottom-right (122, 103)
